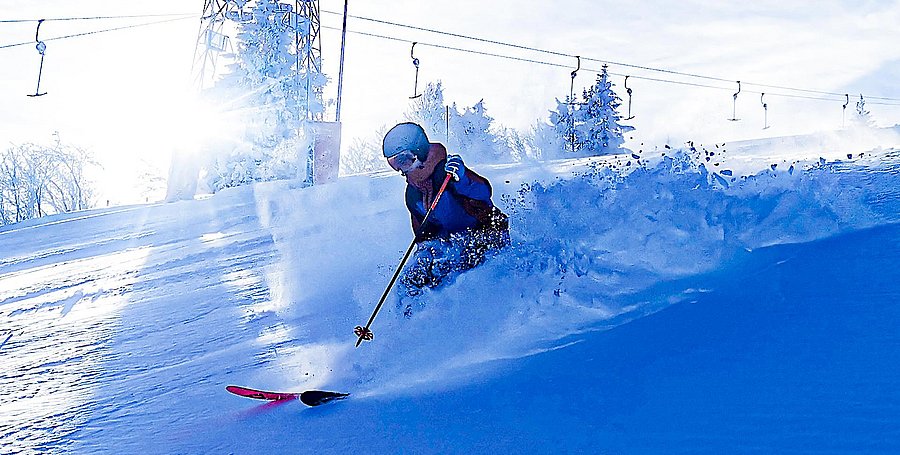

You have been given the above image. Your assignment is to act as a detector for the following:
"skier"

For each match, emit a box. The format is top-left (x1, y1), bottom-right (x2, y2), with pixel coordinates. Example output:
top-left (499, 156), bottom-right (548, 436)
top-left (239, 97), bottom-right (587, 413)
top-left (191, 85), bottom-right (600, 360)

top-left (382, 122), bottom-right (509, 294)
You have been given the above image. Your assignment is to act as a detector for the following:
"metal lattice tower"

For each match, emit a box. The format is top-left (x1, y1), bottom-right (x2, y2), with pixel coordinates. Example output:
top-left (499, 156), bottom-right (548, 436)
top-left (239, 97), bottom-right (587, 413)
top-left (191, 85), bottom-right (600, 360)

top-left (295, 0), bottom-right (323, 121)
top-left (191, 0), bottom-right (245, 90)
top-left (192, 0), bottom-right (324, 118)
top-left (191, 0), bottom-right (337, 185)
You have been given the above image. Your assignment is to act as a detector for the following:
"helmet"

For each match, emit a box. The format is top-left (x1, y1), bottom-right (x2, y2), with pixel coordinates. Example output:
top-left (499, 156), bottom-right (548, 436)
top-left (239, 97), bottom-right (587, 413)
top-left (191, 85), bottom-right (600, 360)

top-left (382, 122), bottom-right (430, 160)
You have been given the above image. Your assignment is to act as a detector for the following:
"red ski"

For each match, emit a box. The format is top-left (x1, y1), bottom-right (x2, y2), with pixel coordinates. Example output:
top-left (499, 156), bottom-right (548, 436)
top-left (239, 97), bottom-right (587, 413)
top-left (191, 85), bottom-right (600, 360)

top-left (226, 385), bottom-right (349, 407)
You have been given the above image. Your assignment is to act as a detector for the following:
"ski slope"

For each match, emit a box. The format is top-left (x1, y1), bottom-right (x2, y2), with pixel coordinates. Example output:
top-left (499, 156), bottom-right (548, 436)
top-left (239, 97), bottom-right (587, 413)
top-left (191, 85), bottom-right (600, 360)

top-left (2, 128), bottom-right (900, 453)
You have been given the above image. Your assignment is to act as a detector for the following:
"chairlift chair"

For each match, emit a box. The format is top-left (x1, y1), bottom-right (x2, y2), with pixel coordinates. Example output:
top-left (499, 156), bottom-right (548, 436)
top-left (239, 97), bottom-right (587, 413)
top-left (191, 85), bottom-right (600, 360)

top-left (727, 81), bottom-right (741, 121)
top-left (27, 19), bottom-right (48, 97)
top-left (624, 75), bottom-right (635, 120)
top-left (410, 42), bottom-right (422, 99)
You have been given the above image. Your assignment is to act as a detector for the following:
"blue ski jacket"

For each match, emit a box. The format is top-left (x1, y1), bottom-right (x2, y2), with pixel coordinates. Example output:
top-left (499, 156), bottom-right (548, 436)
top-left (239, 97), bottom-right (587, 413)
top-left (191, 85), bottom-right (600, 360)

top-left (403, 144), bottom-right (504, 242)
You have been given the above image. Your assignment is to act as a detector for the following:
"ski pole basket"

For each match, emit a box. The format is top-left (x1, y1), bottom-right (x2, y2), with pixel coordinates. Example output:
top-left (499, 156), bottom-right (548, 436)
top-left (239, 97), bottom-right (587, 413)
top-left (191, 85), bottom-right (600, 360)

top-left (354, 325), bottom-right (374, 342)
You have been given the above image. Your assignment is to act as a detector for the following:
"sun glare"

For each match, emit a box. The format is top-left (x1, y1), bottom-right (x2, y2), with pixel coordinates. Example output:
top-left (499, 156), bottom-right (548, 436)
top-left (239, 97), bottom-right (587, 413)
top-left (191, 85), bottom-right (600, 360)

top-left (159, 97), bottom-right (230, 154)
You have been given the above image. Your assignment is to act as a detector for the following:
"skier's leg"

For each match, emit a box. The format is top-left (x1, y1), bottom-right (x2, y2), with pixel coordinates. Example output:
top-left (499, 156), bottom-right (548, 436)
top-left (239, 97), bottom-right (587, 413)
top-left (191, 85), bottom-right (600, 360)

top-left (398, 239), bottom-right (449, 293)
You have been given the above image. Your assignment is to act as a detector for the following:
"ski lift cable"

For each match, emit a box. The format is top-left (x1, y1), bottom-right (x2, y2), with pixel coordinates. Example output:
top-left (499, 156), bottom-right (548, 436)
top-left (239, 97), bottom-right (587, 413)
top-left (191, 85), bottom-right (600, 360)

top-left (320, 9), bottom-right (571, 59)
top-left (321, 24), bottom-right (900, 107)
top-left (323, 24), bottom-right (734, 90)
top-left (2, 12), bottom-right (896, 107)
top-left (745, 81), bottom-right (898, 102)
top-left (3, 9), bottom-right (897, 104)
top-left (603, 68), bottom-right (900, 104)
top-left (321, 10), bottom-right (900, 103)
top-left (320, 9), bottom-right (733, 85)
top-left (583, 67), bottom-right (833, 101)
top-left (0, 13), bottom-right (196, 24)
top-left (320, 25), bottom-right (576, 70)
top-left (0, 16), bottom-right (197, 50)
top-left (322, 26), bottom-right (766, 95)
top-left (582, 56), bottom-right (733, 84)
top-left (597, 59), bottom-right (897, 104)
top-left (4, 9), bottom-right (897, 103)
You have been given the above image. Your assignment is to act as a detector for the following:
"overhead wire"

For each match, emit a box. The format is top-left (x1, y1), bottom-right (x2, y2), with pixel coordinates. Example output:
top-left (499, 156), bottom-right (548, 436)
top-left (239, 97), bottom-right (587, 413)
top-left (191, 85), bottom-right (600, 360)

top-left (320, 25), bottom-right (573, 70)
top-left (319, 24), bottom-right (731, 92)
top-left (321, 9), bottom-right (571, 59)
top-left (0, 15), bottom-right (198, 50)
top-left (0, 13), bottom-right (196, 24)
top-left (1, 8), bottom-right (898, 107)
top-left (320, 23), bottom-right (900, 107)
top-left (321, 9), bottom-right (900, 104)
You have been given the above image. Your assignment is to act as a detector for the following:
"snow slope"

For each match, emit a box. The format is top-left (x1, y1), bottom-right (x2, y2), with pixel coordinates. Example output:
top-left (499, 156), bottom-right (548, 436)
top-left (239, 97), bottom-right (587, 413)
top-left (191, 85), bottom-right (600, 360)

top-left (2, 128), bottom-right (899, 453)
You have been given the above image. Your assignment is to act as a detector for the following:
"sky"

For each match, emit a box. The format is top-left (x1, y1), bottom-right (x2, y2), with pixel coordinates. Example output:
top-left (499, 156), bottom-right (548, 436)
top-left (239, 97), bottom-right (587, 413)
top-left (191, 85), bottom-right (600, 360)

top-left (1, 0), bottom-right (900, 204)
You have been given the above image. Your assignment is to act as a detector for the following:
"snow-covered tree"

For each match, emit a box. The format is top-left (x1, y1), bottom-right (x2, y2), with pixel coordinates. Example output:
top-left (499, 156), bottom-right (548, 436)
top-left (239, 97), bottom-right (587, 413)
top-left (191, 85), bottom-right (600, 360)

top-left (200, 0), bottom-right (328, 192)
top-left (0, 147), bottom-right (26, 224)
top-left (548, 97), bottom-right (576, 154)
top-left (341, 126), bottom-right (388, 175)
top-left (577, 66), bottom-right (635, 153)
top-left (137, 158), bottom-right (168, 203)
top-left (494, 125), bottom-right (541, 162)
top-left (405, 82), bottom-right (448, 143)
top-left (549, 65), bottom-right (634, 156)
top-left (531, 119), bottom-right (567, 160)
top-left (450, 100), bottom-right (509, 162)
top-left (43, 134), bottom-right (97, 213)
top-left (0, 135), bottom-right (97, 225)
top-left (404, 81), bottom-right (514, 164)
top-left (344, 82), bottom-right (529, 173)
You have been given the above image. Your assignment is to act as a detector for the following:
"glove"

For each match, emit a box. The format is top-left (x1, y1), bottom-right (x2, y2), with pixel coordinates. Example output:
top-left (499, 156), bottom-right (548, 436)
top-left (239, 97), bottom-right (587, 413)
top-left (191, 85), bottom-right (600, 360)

top-left (445, 154), bottom-right (465, 182)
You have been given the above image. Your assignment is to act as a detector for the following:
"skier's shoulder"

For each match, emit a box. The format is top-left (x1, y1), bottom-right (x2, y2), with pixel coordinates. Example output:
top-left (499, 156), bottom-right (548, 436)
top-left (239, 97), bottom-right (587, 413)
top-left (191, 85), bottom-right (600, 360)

top-left (464, 166), bottom-right (491, 187)
top-left (429, 142), bottom-right (448, 155)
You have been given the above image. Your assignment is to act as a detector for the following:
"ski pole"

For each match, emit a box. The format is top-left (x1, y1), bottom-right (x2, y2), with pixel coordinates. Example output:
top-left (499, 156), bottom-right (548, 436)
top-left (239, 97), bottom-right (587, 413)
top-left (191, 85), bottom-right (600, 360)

top-left (355, 172), bottom-right (455, 347)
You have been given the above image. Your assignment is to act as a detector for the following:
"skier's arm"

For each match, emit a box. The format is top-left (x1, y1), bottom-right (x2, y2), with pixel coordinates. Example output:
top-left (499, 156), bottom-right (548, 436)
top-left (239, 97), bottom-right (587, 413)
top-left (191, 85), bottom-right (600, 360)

top-left (444, 155), bottom-right (492, 201)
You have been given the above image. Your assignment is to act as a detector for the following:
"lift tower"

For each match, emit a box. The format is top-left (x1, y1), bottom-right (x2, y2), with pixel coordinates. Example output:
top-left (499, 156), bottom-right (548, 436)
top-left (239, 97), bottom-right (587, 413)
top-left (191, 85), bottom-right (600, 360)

top-left (190, 0), bottom-right (338, 183)
top-left (192, 0), bottom-right (322, 108)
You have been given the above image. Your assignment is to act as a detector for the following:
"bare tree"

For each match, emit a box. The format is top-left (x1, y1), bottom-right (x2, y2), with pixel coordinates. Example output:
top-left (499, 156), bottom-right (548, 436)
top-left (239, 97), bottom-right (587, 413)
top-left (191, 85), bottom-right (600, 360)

top-left (341, 126), bottom-right (388, 176)
top-left (0, 147), bottom-right (26, 223)
top-left (0, 134), bottom-right (98, 226)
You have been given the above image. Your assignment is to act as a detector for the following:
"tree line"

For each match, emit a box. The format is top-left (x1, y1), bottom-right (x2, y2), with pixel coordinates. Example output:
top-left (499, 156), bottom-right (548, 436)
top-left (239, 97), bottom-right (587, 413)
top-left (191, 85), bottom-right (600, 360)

top-left (341, 69), bottom-right (635, 175)
top-left (0, 133), bottom-right (97, 226)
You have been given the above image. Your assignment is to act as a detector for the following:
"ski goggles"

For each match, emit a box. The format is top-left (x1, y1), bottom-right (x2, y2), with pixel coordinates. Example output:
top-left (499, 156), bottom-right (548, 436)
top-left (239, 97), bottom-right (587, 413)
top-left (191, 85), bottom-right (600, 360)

top-left (387, 150), bottom-right (418, 174)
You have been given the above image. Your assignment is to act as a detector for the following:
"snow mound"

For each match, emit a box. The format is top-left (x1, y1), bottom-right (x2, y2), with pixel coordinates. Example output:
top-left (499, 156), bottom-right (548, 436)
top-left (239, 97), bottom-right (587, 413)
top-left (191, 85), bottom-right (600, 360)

top-left (238, 138), bottom-right (900, 397)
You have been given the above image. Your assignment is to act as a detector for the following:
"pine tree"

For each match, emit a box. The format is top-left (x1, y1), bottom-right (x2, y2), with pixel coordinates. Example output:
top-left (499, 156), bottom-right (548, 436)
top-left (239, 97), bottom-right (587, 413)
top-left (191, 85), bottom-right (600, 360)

top-left (450, 100), bottom-right (506, 162)
top-left (574, 65), bottom-right (634, 155)
top-left (549, 97), bottom-right (576, 153)
top-left (549, 65), bottom-right (634, 156)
